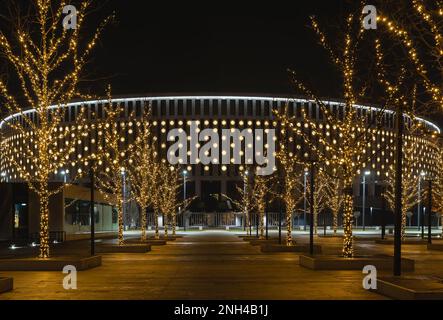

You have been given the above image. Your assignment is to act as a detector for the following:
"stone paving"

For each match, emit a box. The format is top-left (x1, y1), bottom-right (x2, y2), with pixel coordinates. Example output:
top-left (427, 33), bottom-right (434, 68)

top-left (1, 230), bottom-right (442, 300)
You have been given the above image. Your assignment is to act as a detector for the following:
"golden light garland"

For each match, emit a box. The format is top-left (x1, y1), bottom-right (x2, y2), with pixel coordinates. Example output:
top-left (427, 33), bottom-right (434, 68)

top-left (126, 109), bottom-right (156, 241)
top-left (377, 0), bottom-right (443, 110)
top-left (325, 177), bottom-right (344, 234)
top-left (304, 169), bottom-right (329, 235)
top-left (342, 191), bottom-right (354, 257)
top-left (0, 0), bottom-right (112, 258)
top-left (383, 122), bottom-right (423, 240)
top-left (95, 88), bottom-right (132, 246)
top-left (276, 14), bottom-right (380, 256)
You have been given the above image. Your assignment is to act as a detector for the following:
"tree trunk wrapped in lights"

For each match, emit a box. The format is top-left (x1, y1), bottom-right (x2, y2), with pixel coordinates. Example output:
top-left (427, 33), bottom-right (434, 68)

top-left (95, 88), bottom-right (132, 246)
top-left (0, 1), bottom-right (112, 258)
top-left (126, 109), bottom-right (156, 241)
top-left (236, 169), bottom-right (253, 236)
top-left (325, 177), bottom-right (344, 234)
top-left (275, 129), bottom-right (303, 246)
top-left (305, 169), bottom-right (329, 234)
top-left (342, 187), bottom-right (354, 257)
top-left (156, 162), bottom-right (181, 239)
top-left (276, 14), bottom-right (384, 256)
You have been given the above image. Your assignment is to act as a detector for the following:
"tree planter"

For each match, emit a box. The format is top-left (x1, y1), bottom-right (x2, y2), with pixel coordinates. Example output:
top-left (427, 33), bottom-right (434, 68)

top-left (375, 239), bottom-right (428, 245)
top-left (261, 244), bottom-right (322, 253)
top-left (248, 239), bottom-right (279, 246)
top-left (427, 243), bottom-right (443, 251)
top-left (126, 239), bottom-right (167, 246)
top-left (97, 244), bottom-right (151, 253)
top-left (299, 254), bottom-right (414, 271)
top-left (374, 276), bottom-right (443, 300)
top-left (0, 277), bottom-right (13, 293)
top-left (0, 256), bottom-right (101, 271)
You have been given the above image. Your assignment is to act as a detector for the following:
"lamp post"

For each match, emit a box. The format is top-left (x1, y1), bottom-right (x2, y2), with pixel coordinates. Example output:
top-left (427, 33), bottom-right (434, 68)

top-left (303, 171), bottom-right (308, 231)
top-left (427, 179), bottom-right (433, 244)
top-left (90, 160), bottom-right (95, 256)
top-left (362, 171), bottom-right (370, 231)
top-left (243, 170), bottom-right (249, 234)
top-left (309, 162), bottom-right (316, 255)
top-left (370, 206), bottom-right (373, 227)
top-left (183, 169), bottom-right (187, 232)
top-left (418, 171), bottom-right (425, 237)
top-left (61, 170), bottom-right (67, 183)
top-left (121, 168), bottom-right (126, 231)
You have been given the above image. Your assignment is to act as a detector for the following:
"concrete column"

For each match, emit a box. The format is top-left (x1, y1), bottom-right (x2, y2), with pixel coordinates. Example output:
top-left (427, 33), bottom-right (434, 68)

top-left (221, 179), bottom-right (227, 196)
top-left (195, 180), bottom-right (202, 198)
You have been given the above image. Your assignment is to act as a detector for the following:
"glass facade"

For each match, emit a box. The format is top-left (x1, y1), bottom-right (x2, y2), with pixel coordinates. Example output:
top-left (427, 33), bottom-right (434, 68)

top-left (64, 198), bottom-right (118, 233)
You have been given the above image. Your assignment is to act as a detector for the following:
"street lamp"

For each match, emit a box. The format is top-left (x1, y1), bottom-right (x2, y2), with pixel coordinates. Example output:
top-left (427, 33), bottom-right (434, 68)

top-left (303, 170), bottom-right (308, 231)
top-left (121, 168), bottom-right (126, 231)
top-left (362, 171), bottom-right (371, 231)
top-left (418, 171), bottom-right (426, 237)
top-left (182, 169), bottom-right (188, 231)
top-left (61, 170), bottom-right (67, 183)
top-left (243, 170), bottom-right (249, 235)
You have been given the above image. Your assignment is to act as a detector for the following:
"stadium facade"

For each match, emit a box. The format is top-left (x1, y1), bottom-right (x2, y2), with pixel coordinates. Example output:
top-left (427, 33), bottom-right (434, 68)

top-left (0, 95), bottom-right (440, 242)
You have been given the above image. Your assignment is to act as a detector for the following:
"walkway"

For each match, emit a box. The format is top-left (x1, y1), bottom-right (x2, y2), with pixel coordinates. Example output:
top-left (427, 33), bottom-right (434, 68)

top-left (0, 230), bottom-right (390, 299)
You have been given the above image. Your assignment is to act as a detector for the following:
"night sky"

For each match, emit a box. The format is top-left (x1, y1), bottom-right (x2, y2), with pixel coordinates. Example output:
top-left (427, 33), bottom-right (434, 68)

top-left (0, 1), bottom-right (442, 127)
top-left (83, 1), bottom-right (345, 98)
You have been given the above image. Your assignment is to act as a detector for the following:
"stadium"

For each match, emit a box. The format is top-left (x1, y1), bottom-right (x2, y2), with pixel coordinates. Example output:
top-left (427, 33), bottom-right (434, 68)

top-left (0, 95), bottom-right (440, 242)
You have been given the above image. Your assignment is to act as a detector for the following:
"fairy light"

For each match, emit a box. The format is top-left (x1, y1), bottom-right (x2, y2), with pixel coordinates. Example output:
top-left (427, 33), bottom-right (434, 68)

top-left (377, 1), bottom-right (443, 110)
top-left (95, 88), bottom-right (131, 246)
top-left (0, 1), bottom-right (112, 258)
top-left (276, 14), bottom-right (383, 257)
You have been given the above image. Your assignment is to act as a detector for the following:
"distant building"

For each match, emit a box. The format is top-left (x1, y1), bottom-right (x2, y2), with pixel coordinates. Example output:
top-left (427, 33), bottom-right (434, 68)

top-left (0, 95), bottom-right (440, 241)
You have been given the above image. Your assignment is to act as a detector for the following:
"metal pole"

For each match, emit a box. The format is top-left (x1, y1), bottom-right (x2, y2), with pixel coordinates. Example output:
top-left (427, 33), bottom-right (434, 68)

top-left (243, 177), bottom-right (246, 231)
top-left (428, 180), bottom-right (432, 244)
top-left (418, 176), bottom-right (421, 232)
top-left (362, 175), bottom-right (366, 231)
top-left (183, 173), bottom-right (186, 232)
top-left (278, 207), bottom-right (282, 245)
top-left (122, 171), bottom-right (126, 231)
top-left (303, 173), bottom-right (307, 231)
top-left (393, 105), bottom-right (403, 276)
top-left (323, 210), bottom-right (327, 236)
top-left (309, 163), bottom-right (315, 255)
top-left (90, 161), bottom-right (95, 256)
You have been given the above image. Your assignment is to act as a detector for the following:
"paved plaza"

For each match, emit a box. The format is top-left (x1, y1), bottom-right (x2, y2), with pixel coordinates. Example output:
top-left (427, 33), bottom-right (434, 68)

top-left (1, 230), bottom-right (443, 300)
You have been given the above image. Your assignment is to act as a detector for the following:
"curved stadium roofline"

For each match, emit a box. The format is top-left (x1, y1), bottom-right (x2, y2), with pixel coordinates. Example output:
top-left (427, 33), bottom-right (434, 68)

top-left (0, 93), bottom-right (440, 133)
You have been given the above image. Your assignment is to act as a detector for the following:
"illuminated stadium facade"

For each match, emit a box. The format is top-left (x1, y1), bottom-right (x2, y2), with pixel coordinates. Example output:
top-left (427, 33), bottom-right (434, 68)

top-left (0, 95), bottom-right (441, 240)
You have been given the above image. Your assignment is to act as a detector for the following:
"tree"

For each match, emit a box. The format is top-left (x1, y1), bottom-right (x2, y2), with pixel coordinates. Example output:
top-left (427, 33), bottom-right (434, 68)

top-left (383, 123), bottom-right (422, 240)
top-left (325, 177), bottom-right (344, 234)
top-left (275, 129), bottom-right (304, 246)
top-left (276, 13), bottom-right (384, 257)
top-left (432, 149), bottom-right (443, 234)
top-left (236, 169), bottom-right (254, 236)
top-left (377, 0), bottom-right (442, 112)
top-left (0, 0), bottom-right (112, 258)
top-left (126, 109), bottom-right (156, 241)
top-left (157, 162), bottom-right (180, 238)
top-left (305, 168), bottom-right (330, 234)
top-left (95, 88), bottom-right (131, 245)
